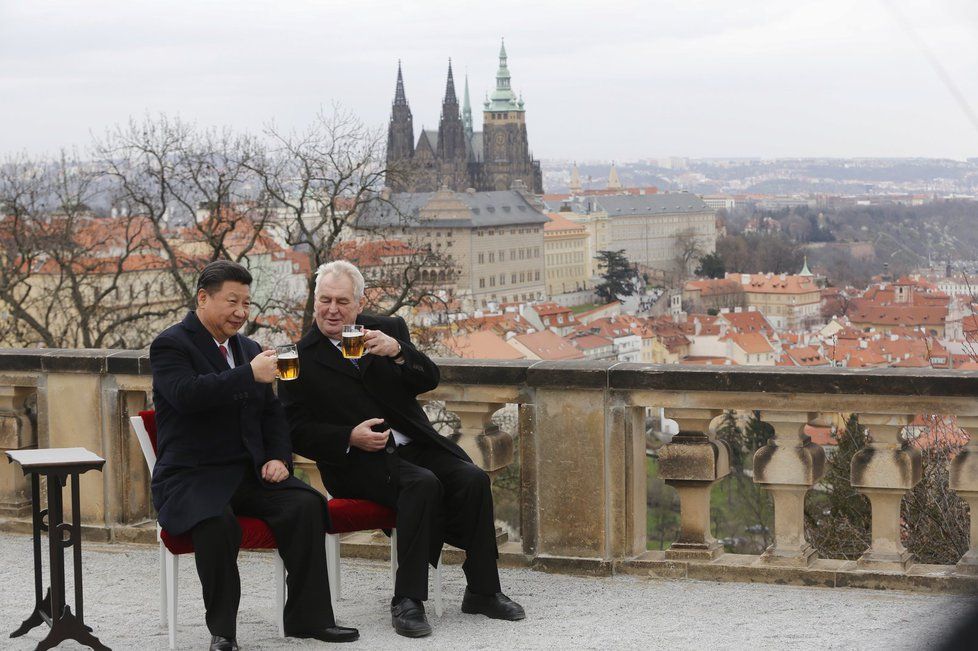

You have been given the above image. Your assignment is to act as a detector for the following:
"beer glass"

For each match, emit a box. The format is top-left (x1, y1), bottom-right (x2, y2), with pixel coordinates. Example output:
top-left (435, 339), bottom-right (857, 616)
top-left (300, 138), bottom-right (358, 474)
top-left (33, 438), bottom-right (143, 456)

top-left (342, 324), bottom-right (365, 359)
top-left (276, 344), bottom-right (300, 380)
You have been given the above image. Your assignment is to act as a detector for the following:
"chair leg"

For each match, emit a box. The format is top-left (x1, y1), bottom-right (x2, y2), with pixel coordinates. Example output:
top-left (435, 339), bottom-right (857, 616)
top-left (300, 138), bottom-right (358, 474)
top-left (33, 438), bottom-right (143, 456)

top-left (165, 550), bottom-right (179, 650)
top-left (433, 550), bottom-right (443, 618)
top-left (325, 534), bottom-right (337, 613)
top-left (274, 552), bottom-right (286, 638)
top-left (159, 542), bottom-right (167, 627)
top-left (390, 529), bottom-right (398, 588)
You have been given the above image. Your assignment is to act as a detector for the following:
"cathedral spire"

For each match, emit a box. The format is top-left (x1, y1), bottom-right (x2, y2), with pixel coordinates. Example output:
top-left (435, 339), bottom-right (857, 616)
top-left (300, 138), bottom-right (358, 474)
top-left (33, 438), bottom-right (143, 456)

top-left (462, 73), bottom-right (473, 138)
top-left (608, 162), bottom-right (622, 190)
top-left (444, 59), bottom-right (458, 104)
top-left (393, 60), bottom-right (408, 106)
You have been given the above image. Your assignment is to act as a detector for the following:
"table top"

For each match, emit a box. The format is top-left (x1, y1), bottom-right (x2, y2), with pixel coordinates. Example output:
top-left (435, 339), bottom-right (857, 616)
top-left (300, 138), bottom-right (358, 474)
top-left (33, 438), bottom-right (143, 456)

top-left (6, 447), bottom-right (106, 471)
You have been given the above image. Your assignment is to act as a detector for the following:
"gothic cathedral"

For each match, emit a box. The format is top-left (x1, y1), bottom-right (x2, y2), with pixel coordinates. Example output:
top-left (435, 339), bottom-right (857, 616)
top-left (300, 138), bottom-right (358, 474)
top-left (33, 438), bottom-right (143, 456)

top-left (386, 41), bottom-right (544, 194)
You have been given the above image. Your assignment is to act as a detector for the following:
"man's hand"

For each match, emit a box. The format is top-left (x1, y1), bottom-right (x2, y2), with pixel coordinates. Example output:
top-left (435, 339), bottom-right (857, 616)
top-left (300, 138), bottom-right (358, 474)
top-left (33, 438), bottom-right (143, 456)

top-left (250, 349), bottom-right (278, 383)
top-left (349, 417), bottom-right (390, 452)
top-left (261, 459), bottom-right (289, 483)
top-left (362, 329), bottom-right (402, 358)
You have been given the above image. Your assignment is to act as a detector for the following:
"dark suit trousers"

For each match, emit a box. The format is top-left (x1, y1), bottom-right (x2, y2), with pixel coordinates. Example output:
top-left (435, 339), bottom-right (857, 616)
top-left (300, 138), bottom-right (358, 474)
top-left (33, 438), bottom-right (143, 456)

top-left (190, 469), bottom-right (334, 638)
top-left (338, 443), bottom-right (502, 601)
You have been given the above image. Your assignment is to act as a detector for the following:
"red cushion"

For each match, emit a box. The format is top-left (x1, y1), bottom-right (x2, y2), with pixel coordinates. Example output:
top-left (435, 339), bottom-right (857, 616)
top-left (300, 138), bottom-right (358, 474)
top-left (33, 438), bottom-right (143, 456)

top-left (139, 409), bottom-right (158, 455)
top-left (161, 516), bottom-right (278, 555)
top-left (327, 498), bottom-right (396, 533)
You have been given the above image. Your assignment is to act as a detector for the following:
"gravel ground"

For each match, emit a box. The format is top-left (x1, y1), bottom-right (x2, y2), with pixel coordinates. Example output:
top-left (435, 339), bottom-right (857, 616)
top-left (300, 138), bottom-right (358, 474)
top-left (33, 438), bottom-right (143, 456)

top-left (0, 533), bottom-right (970, 650)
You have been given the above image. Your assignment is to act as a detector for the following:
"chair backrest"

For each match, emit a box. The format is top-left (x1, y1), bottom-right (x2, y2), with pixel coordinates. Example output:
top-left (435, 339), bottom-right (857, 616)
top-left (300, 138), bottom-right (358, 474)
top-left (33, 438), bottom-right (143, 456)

top-left (130, 409), bottom-right (158, 472)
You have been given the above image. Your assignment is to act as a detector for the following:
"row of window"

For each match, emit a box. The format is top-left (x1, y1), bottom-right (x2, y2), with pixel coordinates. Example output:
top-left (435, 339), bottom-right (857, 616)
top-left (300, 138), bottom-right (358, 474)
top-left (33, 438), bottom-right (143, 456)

top-left (476, 247), bottom-right (541, 264)
top-left (477, 270), bottom-right (542, 288)
top-left (547, 267), bottom-right (584, 278)
top-left (479, 292), bottom-right (543, 308)
top-left (546, 252), bottom-right (586, 264)
top-left (476, 227), bottom-right (538, 237)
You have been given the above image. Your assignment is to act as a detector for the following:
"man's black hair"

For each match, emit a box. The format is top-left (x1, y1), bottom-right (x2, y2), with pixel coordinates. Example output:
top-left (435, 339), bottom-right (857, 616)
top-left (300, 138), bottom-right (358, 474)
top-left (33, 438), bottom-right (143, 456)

top-left (196, 260), bottom-right (253, 296)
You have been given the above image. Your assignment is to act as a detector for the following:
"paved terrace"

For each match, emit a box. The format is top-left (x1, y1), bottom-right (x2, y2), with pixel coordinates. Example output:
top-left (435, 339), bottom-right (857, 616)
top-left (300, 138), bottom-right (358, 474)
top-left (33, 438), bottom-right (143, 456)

top-left (0, 533), bottom-right (970, 650)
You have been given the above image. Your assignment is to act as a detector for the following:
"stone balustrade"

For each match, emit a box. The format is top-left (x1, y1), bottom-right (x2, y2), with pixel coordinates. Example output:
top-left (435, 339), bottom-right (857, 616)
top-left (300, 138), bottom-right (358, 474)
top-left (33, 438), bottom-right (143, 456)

top-left (1, 349), bottom-right (977, 592)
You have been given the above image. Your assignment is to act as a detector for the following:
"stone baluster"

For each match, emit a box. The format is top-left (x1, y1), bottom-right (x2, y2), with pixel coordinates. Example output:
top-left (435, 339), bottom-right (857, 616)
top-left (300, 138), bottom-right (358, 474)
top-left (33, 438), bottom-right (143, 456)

top-left (753, 410), bottom-right (826, 566)
top-left (0, 386), bottom-right (36, 518)
top-left (950, 414), bottom-right (978, 575)
top-left (850, 412), bottom-right (919, 570)
top-left (441, 400), bottom-right (512, 478)
top-left (658, 408), bottom-right (729, 560)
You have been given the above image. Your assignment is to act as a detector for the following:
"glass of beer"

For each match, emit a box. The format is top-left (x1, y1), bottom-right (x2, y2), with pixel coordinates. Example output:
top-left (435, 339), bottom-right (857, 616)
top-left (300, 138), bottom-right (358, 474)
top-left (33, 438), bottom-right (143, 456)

top-left (275, 344), bottom-right (300, 381)
top-left (342, 324), bottom-right (365, 359)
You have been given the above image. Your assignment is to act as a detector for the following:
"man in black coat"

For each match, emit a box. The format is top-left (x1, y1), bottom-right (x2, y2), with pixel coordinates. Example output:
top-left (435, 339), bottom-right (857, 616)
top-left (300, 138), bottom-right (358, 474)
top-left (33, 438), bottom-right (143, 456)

top-left (278, 260), bottom-right (525, 638)
top-left (150, 260), bottom-right (358, 650)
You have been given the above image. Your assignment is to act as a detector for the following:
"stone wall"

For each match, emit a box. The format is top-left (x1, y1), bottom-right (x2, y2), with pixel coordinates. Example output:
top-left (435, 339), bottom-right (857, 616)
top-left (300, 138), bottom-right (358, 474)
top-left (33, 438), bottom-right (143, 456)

top-left (2, 349), bottom-right (977, 592)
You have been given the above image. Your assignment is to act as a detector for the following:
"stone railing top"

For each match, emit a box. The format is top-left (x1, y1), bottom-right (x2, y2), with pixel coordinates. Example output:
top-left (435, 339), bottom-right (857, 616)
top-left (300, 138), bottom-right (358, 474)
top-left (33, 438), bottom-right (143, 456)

top-left (2, 349), bottom-right (978, 397)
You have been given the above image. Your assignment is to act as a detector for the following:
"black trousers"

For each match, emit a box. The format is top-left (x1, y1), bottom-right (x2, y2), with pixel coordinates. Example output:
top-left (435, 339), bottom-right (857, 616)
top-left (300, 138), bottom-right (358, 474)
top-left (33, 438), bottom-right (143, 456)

top-left (333, 443), bottom-right (501, 601)
top-left (189, 470), bottom-right (334, 638)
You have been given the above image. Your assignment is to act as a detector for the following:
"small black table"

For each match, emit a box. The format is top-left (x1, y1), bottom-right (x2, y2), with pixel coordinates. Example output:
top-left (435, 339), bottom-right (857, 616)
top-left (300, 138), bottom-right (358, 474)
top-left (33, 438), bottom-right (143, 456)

top-left (6, 447), bottom-right (111, 651)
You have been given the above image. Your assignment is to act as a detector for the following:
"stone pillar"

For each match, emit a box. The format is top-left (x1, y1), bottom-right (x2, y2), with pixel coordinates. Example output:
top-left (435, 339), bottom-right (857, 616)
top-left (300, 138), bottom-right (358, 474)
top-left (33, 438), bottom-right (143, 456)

top-left (442, 400), bottom-right (512, 477)
top-left (0, 385), bottom-right (36, 518)
top-left (850, 413), bottom-right (919, 571)
top-left (518, 388), bottom-right (646, 561)
top-left (40, 373), bottom-right (106, 525)
top-left (659, 408), bottom-right (729, 560)
top-left (753, 410), bottom-right (826, 566)
top-left (950, 415), bottom-right (978, 575)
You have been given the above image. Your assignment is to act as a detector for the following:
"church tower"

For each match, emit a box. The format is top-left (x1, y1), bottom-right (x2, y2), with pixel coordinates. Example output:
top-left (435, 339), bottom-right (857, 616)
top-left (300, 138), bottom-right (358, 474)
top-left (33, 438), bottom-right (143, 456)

top-left (481, 40), bottom-right (542, 192)
top-left (386, 62), bottom-right (415, 190)
top-left (436, 60), bottom-right (469, 189)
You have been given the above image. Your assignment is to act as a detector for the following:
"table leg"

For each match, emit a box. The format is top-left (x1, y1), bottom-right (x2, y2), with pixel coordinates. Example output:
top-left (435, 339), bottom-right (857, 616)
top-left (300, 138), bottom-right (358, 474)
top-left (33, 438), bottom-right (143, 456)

top-left (35, 472), bottom-right (111, 651)
top-left (10, 473), bottom-right (47, 638)
top-left (71, 473), bottom-right (85, 625)
top-left (46, 473), bottom-right (66, 625)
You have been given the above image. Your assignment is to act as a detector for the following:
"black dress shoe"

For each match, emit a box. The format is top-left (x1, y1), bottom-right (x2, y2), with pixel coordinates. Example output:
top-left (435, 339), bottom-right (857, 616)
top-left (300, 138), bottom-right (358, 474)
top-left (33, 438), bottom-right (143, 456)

top-left (391, 597), bottom-right (432, 638)
top-left (286, 626), bottom-right (359, 643)
top-left (460, 588), bottom-right (526, 621)
top-left (209, 635), bottom-right (238, 651)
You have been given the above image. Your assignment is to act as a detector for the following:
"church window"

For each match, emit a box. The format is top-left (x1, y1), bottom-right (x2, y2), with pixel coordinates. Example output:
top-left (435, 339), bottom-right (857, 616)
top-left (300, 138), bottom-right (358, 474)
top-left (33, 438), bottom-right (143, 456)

top-left (499, 250), bottom-right (505, 261)
top-left (511, 273), bottom-right (517, 284)
top-left (499, 273), bottom-right (505, 285)
top-left (490, 277), bottom-right (495, 287)
top-left (479, 278), bottom-right (485, 288)
top-left (520, 272), bottom-right (525, 282)
top-left (478, 253), bottom-right (484, 264)
top-left (489, 252), bottom-right (495, 262)
top-left (535, 271), bottom-right (541, 281)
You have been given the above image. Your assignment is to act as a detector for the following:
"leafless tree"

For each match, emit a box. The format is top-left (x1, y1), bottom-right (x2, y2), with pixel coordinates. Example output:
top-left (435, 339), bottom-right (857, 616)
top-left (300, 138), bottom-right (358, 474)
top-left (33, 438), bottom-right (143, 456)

top-left (672, 227), bottom-right (705, 286)
top-left (0, 151), bottom-right (180, 347)
top-left (249, 106), bottom-right (457, 332)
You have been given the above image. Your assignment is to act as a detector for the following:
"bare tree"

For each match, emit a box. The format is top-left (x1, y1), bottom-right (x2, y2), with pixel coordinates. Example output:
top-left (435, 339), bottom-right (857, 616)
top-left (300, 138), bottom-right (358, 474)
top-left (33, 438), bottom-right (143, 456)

top-left (0, 151), bottom-right (181, 347)
top-left (250, 107), bottom-right (456, 332)
top-left (673, 227), bottom-right (705, 286)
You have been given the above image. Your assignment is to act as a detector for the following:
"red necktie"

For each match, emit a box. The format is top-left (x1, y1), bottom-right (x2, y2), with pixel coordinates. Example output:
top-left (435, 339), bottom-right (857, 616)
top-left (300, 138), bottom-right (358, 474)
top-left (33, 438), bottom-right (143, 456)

top-left (219, 344), bottom-right (230, 366)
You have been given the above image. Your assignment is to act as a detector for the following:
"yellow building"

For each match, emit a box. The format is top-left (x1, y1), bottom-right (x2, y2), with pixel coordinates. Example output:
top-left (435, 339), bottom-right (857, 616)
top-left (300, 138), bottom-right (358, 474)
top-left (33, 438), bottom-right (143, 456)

top-left (543, 212), bottom-right (590, 296)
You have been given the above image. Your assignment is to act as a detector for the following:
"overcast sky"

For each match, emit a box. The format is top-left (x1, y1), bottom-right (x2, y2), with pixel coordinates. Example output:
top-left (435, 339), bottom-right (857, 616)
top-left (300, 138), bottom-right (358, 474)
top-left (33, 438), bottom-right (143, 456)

top-left (2, 0), bottom-right (977, 160)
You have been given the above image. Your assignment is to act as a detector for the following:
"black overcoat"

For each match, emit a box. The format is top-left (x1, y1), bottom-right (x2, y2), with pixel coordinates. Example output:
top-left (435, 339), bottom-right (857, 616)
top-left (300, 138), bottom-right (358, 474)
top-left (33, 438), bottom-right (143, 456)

top-left (150, 311), bottom-right (327, 535)
top-left (278, 313), bottom-right (470, 497)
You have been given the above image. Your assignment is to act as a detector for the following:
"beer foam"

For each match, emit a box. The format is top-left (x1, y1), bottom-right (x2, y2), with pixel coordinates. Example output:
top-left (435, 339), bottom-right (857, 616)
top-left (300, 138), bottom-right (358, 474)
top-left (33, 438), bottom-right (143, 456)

top-left (278, 351), bottom-right (298, 359)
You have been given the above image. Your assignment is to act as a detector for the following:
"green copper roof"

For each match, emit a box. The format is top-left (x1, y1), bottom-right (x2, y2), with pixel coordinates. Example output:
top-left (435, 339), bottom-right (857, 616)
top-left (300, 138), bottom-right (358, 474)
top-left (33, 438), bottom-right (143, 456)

top-left (800, 256), bottom-right (813, 276)
top-left (462, 74), bottom-right (473, 137)
top-left (484, 38), bottom-right (523, 112)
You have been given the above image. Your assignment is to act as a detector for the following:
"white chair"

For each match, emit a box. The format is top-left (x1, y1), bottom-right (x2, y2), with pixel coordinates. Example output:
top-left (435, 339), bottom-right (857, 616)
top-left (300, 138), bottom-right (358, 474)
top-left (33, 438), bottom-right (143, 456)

top-left (326, 504), bottom-right (443, 617)
top-left (130, 415), bottom-right (285, 649)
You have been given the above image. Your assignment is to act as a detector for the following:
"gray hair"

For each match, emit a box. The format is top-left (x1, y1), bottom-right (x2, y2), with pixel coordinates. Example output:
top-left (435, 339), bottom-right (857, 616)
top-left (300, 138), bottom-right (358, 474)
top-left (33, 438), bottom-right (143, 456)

top-left (315, 260), bottom-right (365, 300)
